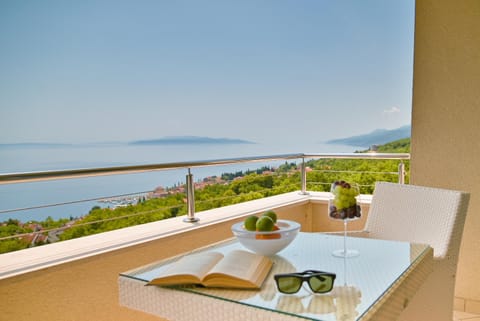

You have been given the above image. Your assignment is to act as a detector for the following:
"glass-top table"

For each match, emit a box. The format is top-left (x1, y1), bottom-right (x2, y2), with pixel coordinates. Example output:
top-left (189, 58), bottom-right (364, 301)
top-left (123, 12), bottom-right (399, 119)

top-left (119, 233), bottom-right (432, 321)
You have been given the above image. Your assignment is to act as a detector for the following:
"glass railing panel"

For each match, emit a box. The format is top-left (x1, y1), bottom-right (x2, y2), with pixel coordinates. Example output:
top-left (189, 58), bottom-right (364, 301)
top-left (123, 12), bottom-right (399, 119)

top-left (0, 159), bottom-right (298, 254)
top-left (304, 157), bottom-right (409, 194)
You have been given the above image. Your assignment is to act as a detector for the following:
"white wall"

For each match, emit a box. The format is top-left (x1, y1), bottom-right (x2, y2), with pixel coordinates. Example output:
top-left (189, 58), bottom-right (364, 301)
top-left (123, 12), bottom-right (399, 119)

top-left (411, 0), bottom-right (480, 313)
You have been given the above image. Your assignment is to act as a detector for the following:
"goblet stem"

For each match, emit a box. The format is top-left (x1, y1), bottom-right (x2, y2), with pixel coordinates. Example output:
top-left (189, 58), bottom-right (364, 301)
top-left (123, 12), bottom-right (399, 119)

top-left (332, 219), bottom-right (359, 258)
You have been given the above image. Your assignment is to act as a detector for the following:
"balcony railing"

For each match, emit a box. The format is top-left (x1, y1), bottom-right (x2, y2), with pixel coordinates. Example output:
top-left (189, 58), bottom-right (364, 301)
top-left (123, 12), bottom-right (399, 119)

top-left (0, 152), bottom-right (409, 253)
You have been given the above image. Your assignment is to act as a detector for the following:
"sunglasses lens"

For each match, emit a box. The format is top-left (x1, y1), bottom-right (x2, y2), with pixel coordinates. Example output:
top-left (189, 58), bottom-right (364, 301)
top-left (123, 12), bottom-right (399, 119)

top-left (309, 275), bottom-right (334, 293)
top-left (277, 276), bottom-right (302, 294)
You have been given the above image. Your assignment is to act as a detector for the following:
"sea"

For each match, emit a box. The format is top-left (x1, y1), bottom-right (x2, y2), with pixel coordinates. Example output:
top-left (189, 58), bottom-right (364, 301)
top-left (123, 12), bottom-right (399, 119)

top-left (0, 141), bottom-right (361, 222)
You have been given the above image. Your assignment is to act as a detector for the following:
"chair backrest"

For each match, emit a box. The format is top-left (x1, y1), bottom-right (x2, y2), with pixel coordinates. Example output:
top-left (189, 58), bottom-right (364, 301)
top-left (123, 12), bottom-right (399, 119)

top-left (365, 182), bottom-right (470, 259)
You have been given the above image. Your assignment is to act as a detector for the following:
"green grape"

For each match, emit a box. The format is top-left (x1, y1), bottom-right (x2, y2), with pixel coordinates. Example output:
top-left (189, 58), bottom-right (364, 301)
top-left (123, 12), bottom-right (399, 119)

top-left (332, 181), bottom-right (361, 212)
top-left (333, 186), bottom-right (342, 195)
top-left (340, 200), bottom-right (350, 210)
top-left (347, 198), bottom-right (356, 208)
top-left (334, 199), bottom-right (343, 209)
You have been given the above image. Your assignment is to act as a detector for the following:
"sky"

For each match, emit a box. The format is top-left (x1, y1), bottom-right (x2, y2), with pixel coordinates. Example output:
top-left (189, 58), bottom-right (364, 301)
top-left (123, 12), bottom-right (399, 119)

top-left (0, 0), bottom-right (415, 145)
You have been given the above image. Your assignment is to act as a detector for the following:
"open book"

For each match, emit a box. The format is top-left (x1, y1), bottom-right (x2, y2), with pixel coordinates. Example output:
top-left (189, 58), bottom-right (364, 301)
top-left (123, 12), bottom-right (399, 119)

top-left (147, 249), bottom-right (273, 289)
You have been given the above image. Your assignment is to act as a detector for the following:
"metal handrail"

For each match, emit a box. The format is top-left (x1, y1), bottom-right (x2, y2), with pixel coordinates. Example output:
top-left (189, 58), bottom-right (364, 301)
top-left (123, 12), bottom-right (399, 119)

top-left (0, 152), bottom-right (410, 223)
top-left (0, 152), bottom-right (409, 185)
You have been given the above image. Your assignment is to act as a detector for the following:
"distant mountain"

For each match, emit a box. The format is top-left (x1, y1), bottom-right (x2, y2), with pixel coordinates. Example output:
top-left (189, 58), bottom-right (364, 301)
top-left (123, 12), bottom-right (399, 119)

top-left (130, 136), bottom-right (256, 145)
top-left (326, 125), bottom-right (411, 148)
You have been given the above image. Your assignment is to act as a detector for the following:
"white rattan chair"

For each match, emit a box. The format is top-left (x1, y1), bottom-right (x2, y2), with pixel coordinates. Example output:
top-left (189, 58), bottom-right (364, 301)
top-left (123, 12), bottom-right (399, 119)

top-left (364, 182), bottom-right (470, 321)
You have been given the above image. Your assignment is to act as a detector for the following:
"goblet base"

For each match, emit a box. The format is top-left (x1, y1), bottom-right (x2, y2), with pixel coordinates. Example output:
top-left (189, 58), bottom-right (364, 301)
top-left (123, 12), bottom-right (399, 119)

top-left (332, 249), bottom-right (360, 258)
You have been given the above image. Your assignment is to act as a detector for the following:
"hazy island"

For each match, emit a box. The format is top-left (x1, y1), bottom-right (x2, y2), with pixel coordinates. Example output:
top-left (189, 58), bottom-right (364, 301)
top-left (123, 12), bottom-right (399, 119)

top-left (130, 136), bottom-right (256, 145)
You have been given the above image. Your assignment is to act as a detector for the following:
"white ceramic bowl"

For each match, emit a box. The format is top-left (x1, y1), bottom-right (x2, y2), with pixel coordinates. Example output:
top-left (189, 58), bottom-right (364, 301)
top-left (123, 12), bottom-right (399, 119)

top-left (231, 219), bottom-right (301, 256)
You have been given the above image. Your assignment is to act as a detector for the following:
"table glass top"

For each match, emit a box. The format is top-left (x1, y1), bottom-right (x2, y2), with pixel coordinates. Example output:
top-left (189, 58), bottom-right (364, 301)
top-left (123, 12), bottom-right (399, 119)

top-left (121, 233), bottom-right (430, 321)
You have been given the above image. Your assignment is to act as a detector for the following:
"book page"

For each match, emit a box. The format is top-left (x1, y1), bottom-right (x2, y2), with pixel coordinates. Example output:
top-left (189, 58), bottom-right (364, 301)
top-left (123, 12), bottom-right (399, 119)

top-left (149, 252), bottom-right (223, 285)
top-left (209, 250), bottom-right (263, 279)
top-left (204, 250), bottom-right (273, 288)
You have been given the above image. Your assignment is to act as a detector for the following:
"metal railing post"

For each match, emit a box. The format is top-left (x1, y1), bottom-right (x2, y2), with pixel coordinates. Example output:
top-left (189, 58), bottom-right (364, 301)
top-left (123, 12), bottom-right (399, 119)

top-left (398, 162), bottom-right (405, 184)
top-left (183, 168), bottom-right (199, 223)
top-left (300, 157), bottom-right (309, 195)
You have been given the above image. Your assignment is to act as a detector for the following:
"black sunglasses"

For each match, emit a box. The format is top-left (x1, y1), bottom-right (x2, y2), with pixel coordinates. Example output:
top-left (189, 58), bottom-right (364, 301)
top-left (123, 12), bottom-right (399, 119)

top-left (274, 270), bottom-right (336, 294)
